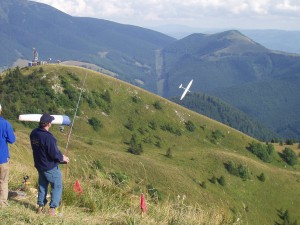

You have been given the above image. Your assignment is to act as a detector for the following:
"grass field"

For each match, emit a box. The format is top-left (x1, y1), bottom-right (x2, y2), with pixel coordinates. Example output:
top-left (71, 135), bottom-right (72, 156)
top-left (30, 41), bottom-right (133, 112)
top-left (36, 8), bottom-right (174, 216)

top-left (1, 64), bottom-right (299, 224)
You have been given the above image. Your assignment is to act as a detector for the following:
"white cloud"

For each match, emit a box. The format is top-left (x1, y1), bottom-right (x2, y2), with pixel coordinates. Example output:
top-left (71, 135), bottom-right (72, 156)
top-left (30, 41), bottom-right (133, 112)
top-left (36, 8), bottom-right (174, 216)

top-left (276, 0), bottom-right (300, 11)
top-left (248, 0), bottom-right (270, 14)
top-left (33, 0), bottom-right (300, 30)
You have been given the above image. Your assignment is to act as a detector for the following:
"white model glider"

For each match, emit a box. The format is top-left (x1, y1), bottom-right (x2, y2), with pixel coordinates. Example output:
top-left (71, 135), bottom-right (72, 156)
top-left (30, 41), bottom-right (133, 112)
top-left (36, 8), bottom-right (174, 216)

top-left (179, 79), bottom-right (193, 100)
top-left (19, 114), bottom-right (71, 126)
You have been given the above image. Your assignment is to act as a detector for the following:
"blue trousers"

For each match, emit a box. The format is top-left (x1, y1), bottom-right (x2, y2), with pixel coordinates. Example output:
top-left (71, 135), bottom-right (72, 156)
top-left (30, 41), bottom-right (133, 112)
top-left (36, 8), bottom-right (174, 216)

top-left (37, 166), bottom-right (62, 209)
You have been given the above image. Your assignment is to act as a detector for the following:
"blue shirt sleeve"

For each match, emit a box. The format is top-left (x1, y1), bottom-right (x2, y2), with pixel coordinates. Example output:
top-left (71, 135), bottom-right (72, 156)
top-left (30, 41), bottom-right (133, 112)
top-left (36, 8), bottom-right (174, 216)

top-left (6, 121), bottom-right (16, 144)
top-left (0, 118), bottom-right (15, 163)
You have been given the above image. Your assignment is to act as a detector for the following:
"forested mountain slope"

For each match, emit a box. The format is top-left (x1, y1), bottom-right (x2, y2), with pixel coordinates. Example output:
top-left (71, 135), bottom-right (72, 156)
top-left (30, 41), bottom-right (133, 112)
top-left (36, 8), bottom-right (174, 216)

top-left (171, 93), bottom-right (277, 141)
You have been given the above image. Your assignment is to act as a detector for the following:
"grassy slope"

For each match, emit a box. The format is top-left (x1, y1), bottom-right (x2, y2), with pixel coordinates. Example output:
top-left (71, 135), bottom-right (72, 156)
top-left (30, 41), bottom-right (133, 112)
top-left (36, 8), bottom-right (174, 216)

top-left (1, 64), bottom-right (300, 224)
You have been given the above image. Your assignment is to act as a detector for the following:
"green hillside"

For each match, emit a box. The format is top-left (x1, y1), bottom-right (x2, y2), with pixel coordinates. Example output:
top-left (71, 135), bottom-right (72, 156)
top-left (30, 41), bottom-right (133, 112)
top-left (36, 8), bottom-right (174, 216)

top-left (0, 65), bottom-right (300, 224)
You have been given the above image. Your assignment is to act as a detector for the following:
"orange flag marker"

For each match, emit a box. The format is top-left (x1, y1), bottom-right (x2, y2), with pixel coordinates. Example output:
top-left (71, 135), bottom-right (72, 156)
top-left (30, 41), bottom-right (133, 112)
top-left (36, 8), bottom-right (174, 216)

top-left (73, 179), bottom-right (83, 195)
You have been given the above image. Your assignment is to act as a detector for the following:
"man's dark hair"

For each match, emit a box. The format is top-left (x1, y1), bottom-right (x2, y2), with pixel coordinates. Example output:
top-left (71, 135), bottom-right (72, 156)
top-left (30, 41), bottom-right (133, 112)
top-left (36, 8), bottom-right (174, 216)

top-left (39, 122), bottom-right (49, 128)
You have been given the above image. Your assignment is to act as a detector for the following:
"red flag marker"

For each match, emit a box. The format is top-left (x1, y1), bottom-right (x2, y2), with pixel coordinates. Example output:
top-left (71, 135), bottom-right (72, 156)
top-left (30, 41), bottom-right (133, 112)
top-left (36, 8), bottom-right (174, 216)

top-left (73, 179), bottom-right (83, 195)
top-left (140, 193), bottom-right (147, 213)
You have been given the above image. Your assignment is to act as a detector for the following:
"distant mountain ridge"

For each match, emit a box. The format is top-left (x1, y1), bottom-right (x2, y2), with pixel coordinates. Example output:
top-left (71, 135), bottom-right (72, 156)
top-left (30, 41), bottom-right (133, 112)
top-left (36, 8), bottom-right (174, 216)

top-left (0, 0), bottom-right (175, 92)
top-left (152, 25), bottom-right (300, 54)
top-left (162, 30), bottom-right (300, 96)
top-left (161, 30), bottom-right (300, 139)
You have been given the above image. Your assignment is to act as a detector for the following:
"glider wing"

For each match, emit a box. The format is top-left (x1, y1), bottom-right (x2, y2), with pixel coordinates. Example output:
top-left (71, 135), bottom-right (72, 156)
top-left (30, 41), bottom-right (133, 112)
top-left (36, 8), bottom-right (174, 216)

top-left (19, 114), bottom-right (71, 126)
top-left (180, 79), bottom-right (193, 100)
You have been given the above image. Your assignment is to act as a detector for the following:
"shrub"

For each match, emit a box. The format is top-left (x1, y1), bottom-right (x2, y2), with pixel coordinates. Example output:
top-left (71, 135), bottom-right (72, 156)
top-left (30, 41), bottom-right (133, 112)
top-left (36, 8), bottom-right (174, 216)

top-left (257, 173), bottom-right (266, 182)
top-left (148, 120), bottom-right (157, 130)
top-left (209, 176), bottom-right (217, 184)
top-left (199, 181), bottom-right (207, 189)
top-left (38, 67), bottom-right (44, 73)
top-left (217, 176), bottom-right (226, 186)
top-left (142, 136), bottom-right (152, 144)
top-left (276, 209), bottom-right (298, 225)
top-left (266, 143), bottom-right (275, 155)
top-left (185, 120), bottom-right (196, 132)
top-left (212, 129), bottom-right (224, 140)
top-left (128, 134), bottom-right (143, 155)
top-left (224, 161), bottom-right (251, 180)
top-left (155, 141), bottom-right (161, 148)
top-left (102, 90), bottom-right (111, 103)
top-left (166, 147), bottom-right (173, 158)
top-left (91, 160), bottom-right (104, 172)
top-left (224, 161), bottom-right (238, 176)
top-left (91, 90), bottom-right (112, 114)
top-left (153, 101), bottom-right (162, 110)
top-left (0, 67), bottom-right (76, 119)
top-left (109, 172), bottom-right (128, 186)
top-left (85, 92), bottom-right (97, 109)
top-left (247, 141), bottom-right (273, 163)
top-left (61, 78), bottom-right (79, 101)
top-left (88, 117), bottom-right (102, 131)
top-left (124, 118), bottom-right (134, 131)
top-left (160, 123), bottom-right (181, 136)
top-left (237, 164), bottom-right (251, 181)
top-left (147, 184), bottom-right (162, 201)
top-left (86, 139), bottom-right (94, 145)
top-left (67, 72), bottom-right (80, 82)
top-left (138, 127), bottom-right (148, 135)
top-left (132, 95), bottom-right (142, 103)
top-left (285, 139), bottom-right (294, 145)
top-left (281, 148), bottom-right (298, 166)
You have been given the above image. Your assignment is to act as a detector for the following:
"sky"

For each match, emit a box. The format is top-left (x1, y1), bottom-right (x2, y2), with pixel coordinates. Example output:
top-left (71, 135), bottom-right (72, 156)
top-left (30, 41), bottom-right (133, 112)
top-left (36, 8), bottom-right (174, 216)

top-left (33, 0), bottom-right (300, 31)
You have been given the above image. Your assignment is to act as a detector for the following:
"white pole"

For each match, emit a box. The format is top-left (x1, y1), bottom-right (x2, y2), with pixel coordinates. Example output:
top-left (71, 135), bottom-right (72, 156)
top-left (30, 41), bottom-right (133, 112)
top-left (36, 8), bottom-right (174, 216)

top-left (65, 73), bottom-right (88, 176)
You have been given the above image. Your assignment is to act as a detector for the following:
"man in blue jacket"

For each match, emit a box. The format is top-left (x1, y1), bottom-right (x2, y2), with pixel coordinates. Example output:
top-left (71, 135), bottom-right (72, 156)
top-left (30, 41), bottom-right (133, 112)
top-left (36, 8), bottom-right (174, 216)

top-left (30, 113), bottom-right (69, 216)
top-left (0, 104), bottom-right (16, 207)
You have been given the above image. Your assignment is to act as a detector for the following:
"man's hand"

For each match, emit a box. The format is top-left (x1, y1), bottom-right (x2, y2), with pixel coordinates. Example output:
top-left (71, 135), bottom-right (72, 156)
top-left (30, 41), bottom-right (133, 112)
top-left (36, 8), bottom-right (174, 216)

top-left (62, 155), bottom-right (70, 164)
